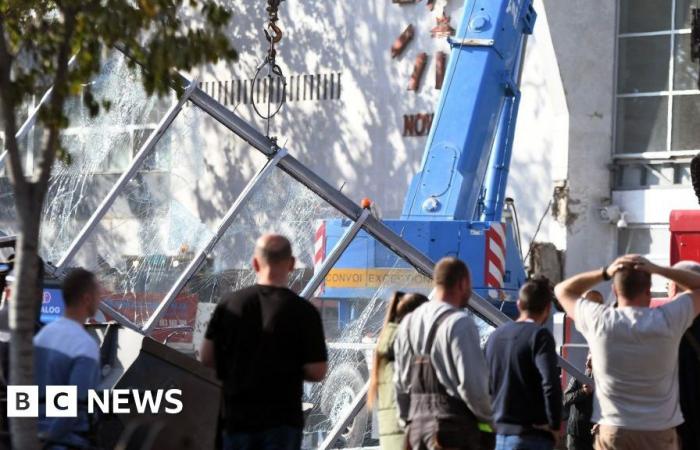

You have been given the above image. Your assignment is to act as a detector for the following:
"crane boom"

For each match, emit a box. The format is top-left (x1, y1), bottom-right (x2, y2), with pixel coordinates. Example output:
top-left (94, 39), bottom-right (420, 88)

top-left (401, 0), bottom-right (535, 221)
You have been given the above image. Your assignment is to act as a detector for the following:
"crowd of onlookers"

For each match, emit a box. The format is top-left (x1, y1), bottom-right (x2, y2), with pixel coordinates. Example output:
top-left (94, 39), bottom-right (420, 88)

top-left (368, 253), bottom-right (700, 450)
top-left (6, 232), bottom-right (700, 450)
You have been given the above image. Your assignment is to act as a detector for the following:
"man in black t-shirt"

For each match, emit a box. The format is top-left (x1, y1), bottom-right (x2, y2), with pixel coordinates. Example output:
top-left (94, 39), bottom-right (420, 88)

top-left (485, 276), bottom-right (562, 450)
top-left (200, 234), bottom-right (327, 450)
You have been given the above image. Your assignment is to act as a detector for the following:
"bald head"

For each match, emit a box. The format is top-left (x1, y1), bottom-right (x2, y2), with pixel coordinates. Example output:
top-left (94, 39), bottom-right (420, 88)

top-left (254, 234), bottom-right (293, 265)
top-left (253, 234), bottom-right (295, 287)
top-left (672, 260), bottom-right (700, 273)
top-left (668, 260), bottom-right (700, 297)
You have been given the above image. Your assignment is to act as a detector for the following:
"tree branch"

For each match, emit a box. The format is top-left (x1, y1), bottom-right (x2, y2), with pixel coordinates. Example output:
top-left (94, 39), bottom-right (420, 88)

top-left (34, 8), bottom-right (77, 206)
top-left (0, 15), bottom-right (30, 204)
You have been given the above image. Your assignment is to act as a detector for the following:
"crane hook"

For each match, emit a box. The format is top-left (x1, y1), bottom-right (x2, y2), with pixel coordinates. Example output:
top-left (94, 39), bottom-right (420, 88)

top-left (264, 22), bottom-right (283, 44)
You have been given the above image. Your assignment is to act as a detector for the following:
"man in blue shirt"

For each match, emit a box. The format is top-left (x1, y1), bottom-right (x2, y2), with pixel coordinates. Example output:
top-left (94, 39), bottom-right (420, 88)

top-left (485, 276), bottom-right (562, 450)
top-left (34, 268), bottom-right (101, 448)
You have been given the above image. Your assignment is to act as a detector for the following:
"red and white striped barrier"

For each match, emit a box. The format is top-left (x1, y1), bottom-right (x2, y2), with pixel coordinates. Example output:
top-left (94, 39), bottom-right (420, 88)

top-left (484, 222), bottom-right (506, 296)
top-left (313, 220), bottom-right (327, 295)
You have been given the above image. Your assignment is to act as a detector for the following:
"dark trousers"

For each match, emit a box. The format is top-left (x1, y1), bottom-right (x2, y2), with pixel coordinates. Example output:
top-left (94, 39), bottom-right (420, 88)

top-left (408, 419), bottom-right (489, 450)
top-left (221, 426), bottom-right (302, 450)
top-left (495, 434), bottom-right (553, 450)
top-left (567, 433), bottom-right (593, 450)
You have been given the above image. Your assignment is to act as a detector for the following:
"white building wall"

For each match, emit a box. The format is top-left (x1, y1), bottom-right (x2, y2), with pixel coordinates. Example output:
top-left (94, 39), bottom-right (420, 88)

top-left (508, 0), bottom-right (568, 251)
top-left (543, 0), bottom-right (617, 277)
top-left (189, 0), bottom-right (565, 249)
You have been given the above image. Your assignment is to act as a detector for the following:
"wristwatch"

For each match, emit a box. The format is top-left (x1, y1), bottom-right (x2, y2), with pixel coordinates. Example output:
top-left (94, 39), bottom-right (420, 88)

top-left (601, 266), bottom-right (611, 281)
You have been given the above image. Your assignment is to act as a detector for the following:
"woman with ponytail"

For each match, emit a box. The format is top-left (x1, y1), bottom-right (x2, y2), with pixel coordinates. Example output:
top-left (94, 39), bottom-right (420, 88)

top-left (368, 291), bottom-right (429, 450)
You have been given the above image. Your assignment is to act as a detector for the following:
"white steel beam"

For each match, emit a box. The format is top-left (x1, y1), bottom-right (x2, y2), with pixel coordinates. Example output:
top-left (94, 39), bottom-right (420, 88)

top-left (56, 81), bottom-right (197, 269)
top-left (299, 209), bottom-right (370, 299)
top-left (141, 149), bottom-right (288, 334)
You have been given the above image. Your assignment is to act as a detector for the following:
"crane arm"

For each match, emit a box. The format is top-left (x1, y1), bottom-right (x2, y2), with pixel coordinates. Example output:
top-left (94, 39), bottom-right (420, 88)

top-left (401, 0), bottom-right (536, 221)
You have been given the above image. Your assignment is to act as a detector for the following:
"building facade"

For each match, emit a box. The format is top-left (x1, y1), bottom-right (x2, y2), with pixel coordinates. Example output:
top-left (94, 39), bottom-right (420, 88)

top-left (2, 1), bottom-right (696, 293)
top-left (189, 0), bottom-right (697, 293)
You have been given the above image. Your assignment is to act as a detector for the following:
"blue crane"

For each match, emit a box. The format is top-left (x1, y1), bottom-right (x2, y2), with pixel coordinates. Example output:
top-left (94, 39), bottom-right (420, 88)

top-left (318, 0), bottom-right (536, 324)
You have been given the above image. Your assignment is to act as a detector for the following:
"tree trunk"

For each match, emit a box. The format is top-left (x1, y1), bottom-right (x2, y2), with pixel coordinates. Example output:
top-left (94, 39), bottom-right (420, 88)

top-left (8, 201), bottom-right (42, 450)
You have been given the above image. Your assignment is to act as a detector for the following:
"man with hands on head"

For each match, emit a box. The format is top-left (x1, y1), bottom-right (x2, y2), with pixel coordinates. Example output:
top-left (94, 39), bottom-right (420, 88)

top-left (554, 254), bottom-right (700, 450)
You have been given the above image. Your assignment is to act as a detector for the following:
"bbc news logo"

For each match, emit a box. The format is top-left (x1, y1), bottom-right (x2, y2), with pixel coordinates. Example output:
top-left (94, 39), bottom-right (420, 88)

top-left (7, 386), bottom-right (183, 417)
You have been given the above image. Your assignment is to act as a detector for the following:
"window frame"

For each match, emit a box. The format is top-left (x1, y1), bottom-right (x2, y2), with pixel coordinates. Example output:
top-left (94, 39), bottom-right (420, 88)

top-left (613, 0), bottom-right (700, 160)
top-left (613, 156), bottom-right (694, 190)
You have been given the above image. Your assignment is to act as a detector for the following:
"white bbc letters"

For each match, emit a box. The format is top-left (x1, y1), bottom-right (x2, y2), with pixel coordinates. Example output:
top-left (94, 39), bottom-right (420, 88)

top-left (164, 389), bottom-right (183, 414)
top-left (111, 389), bottom-right (130, 414)
top-left (6, 386), bottom-right (184, 416)
top-left (7, 386), bottom-right (38, 417)
top-left (46, 385), bottom-right (77, 417)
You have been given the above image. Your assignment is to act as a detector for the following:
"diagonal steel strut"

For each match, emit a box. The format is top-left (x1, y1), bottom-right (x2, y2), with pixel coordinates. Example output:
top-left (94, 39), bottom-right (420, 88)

top-left (299, 209), bottom-right (371, 299)
top-left (183, 78), bottom-right (591, 385)
top-left (141, 148), bottom-right (288, 334)
top-left (55, 81), bottom-right (197, 270)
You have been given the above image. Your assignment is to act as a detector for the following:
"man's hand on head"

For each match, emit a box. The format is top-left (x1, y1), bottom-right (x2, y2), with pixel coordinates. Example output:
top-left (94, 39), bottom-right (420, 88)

top-left (606, 255), bottom-right (640, 277)
top-left (624, 254), bottom-right (661, 274)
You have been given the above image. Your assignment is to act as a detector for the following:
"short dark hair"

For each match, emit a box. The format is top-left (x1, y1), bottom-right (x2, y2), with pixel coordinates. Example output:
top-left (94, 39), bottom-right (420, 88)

top-left (613, 268), bottom-right (651, 300)
top-left (519, 276), bottom-right (554, 314)
top-left (434, 257), bottom-right (470, 290)
top-left (62, 268), bottom-right (97, 307)
top-left (255, 235), bottom-right (293, 264)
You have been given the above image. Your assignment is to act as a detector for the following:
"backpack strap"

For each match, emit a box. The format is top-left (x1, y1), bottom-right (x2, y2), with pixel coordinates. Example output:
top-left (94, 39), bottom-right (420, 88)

top-left (423, 308), bottom-right (458, 354)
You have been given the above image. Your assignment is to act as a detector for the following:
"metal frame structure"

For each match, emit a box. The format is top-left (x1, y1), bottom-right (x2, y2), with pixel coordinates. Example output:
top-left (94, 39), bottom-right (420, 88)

top-left (55, 81), bottom-right (198, 269)
top-left (299, 209), bottom-right (371, 299)
top-left (0, 87), bottom-right (55, 168)
top-left (141, 148), bottom-right (288, 333)
top-left (188, 79), bottom-right (587, 370)
top-left (319, 383), bottom-right (369, 450)
top-left (183, 80), bottom-right (591, 384)
top-left (4, 48), bottom-right (592, 449)
top-left (99, 300), bottom-right (143, 333)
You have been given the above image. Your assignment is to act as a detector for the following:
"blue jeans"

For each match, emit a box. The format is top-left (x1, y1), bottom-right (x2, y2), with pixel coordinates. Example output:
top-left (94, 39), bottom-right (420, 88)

top-left (496, 434), bottom-right (554, 450)
top-left (222, 426), bottom-right (302, 450)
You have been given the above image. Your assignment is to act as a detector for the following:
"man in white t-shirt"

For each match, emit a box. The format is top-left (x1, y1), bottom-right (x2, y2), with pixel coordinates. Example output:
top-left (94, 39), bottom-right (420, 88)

top-left (554, 254), bottom-right (700, 450)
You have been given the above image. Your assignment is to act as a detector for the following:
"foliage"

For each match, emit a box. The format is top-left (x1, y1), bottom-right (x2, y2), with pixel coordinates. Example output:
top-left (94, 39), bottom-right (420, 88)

top-left (1, 0), bottom-right (236, 149)
top-left (0, 1), bottom-right (237, 448)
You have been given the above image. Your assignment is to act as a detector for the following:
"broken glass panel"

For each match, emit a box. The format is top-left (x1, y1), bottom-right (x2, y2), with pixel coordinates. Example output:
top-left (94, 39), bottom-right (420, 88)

top-left (182, 166), bottom-right (345, 355)
top-left (69, 102), bottom-right (267, 347)
top-left (302, 233), bottom-right (432, 449)
top-left (0, 52), bottom-right (175, 264)
top-left (0, 161), bottom-right (12, 246)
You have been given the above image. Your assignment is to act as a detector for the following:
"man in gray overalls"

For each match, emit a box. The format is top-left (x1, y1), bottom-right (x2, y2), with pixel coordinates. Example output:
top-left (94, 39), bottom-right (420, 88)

top-left (394, 257), bottom-right (494, 450)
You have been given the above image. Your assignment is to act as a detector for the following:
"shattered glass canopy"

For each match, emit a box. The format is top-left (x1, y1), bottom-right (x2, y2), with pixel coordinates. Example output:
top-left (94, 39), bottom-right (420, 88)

top-left (69, 102), bottom-right (267, 333)
top-left (0, 48), bottom-right (584, 450)
top-left (0, 52), bottom-right (174, 262)
top-left (182, 166), bottom-right (346, 349)
top-left (303, 235), bottom-right (431, 448)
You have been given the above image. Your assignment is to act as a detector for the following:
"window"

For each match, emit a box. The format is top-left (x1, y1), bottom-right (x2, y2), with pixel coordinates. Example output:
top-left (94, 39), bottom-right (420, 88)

top-left (615, 0), bottom-right (700, 155)
top-left (615, 160), bottom-right (691, 188)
